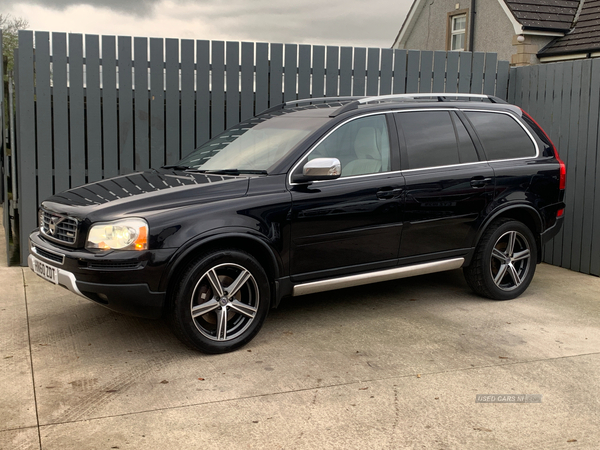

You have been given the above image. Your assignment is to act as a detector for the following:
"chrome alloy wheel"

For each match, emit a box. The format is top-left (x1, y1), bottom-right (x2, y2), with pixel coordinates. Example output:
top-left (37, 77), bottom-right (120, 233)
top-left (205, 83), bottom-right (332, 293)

top-left (490, 230), bottom-right (531, 291)
top-left (189, 263), bottom-right (260, 341)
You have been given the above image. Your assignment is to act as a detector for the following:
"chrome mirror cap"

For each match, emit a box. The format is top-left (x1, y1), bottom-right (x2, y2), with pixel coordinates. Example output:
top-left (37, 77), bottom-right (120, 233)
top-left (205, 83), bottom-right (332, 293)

top-left (302, 158), bottom-right (342, 179)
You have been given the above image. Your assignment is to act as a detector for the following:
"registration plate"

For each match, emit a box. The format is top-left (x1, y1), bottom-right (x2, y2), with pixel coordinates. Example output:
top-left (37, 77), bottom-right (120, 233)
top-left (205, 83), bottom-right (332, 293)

top-left (31, 256), bottom-right (59, 284)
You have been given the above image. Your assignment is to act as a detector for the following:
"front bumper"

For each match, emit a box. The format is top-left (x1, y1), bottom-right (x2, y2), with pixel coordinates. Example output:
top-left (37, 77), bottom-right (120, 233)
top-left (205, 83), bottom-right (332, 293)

top-left (29, 231), bottom-right (174, 319)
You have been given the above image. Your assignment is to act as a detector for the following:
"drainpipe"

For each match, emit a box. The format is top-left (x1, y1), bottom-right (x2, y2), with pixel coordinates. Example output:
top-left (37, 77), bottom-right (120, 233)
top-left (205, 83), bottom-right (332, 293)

top-left (469, 0), bottom-right (476, 51)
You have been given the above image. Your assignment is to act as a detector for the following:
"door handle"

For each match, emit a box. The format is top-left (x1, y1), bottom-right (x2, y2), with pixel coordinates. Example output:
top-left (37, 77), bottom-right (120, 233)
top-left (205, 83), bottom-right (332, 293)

top-left (377, 188), bottom-right (403, 199)
top-left (470, 177), bottom-right (492, 188)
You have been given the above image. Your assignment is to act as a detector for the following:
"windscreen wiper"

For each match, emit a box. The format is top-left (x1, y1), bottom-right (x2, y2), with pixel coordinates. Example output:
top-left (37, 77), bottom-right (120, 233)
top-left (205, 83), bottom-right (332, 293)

top-left (203, 169), bottom-right (268, 175)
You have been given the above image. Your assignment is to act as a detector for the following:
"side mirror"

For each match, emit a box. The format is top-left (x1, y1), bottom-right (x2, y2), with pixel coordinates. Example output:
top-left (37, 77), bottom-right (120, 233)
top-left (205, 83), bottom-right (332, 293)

top-left (293, 158), bottom-right (342, 183)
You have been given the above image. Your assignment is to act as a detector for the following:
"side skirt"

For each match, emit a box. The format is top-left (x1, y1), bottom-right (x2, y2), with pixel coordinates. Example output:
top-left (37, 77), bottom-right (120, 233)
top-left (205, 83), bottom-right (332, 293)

top-left (292, 258), bottom-right (465, 296)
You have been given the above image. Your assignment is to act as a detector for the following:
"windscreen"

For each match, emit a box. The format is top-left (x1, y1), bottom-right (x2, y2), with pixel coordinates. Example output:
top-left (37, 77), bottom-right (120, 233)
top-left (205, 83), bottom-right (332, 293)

top-left (177, 115), bottom-right (328, 172)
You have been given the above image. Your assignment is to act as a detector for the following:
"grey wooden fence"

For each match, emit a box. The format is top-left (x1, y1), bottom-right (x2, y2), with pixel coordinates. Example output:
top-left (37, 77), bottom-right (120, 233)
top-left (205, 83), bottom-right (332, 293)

top-left (10, 30), bottom-right (510, 265)
top-left (508, 59), bottom-right (600, 277)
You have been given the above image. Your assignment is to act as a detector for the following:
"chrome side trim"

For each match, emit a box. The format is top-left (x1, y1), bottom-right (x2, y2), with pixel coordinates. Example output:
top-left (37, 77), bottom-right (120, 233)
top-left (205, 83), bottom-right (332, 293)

top-left (292, 258), bottom-right (465, 296)
top-left (28, 254), bottom-right (85, 298)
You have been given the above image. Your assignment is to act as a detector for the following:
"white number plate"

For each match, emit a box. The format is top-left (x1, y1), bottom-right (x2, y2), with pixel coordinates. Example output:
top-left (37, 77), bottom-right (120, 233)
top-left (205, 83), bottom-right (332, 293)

top-left (31, 256), bottom-right (59, 284)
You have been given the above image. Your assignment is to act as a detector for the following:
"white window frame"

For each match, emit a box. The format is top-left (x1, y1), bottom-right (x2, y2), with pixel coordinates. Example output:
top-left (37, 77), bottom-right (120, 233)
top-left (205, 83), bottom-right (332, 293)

top-left (450, 14), bottom-right (467, 51)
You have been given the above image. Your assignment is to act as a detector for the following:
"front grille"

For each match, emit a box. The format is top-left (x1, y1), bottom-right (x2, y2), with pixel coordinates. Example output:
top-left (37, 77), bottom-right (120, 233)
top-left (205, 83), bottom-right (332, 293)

top-left (33, 246), bottom-right (65, 264)
top-left (40, 210), bottom-right (78, 244)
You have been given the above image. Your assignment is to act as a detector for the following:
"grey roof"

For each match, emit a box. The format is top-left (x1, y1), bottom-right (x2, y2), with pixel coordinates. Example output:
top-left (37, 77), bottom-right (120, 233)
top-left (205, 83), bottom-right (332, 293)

top-left (504, 0), bottom-right (581, 32)
top-left (539, 0), bottom-right (600, 55)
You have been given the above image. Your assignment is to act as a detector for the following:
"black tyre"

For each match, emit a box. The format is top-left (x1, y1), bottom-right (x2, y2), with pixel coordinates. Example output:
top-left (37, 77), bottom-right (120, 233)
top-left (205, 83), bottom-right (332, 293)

top-left (169, 249), bottom-right (270, 353)
top-left (464, 219), bottom-right (537, 300)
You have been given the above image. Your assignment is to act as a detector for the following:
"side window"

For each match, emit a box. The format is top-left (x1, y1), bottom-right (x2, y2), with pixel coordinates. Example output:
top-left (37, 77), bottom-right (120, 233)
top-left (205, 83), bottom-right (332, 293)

top-left (398, 111), bottom-right (460, 170)
top-left (465, 111), bottom-right (536, 160)
top-left (310, 114), bottom-right (391, 177)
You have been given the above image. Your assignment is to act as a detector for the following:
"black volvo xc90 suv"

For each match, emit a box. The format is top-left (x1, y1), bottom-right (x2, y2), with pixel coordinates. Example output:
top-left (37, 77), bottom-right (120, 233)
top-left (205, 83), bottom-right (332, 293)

top-left (29, 94), bottom-right (566, 353)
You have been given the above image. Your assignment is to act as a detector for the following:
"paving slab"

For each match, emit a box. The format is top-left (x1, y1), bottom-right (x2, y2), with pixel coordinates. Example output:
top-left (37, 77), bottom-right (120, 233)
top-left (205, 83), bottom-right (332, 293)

top-left (38, 354), bottom-right (600, 450)
top-left (0, 266), bottom-right (38, 432)
top-left (0, 427), bottom-right (40, 450)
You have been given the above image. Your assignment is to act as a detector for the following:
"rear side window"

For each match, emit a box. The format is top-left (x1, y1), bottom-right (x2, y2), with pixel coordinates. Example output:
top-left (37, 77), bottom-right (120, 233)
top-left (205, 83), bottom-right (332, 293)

top-left (465, 111), bottom-right (536, 160)
top-left (397, 111), bottom-right (479, 170)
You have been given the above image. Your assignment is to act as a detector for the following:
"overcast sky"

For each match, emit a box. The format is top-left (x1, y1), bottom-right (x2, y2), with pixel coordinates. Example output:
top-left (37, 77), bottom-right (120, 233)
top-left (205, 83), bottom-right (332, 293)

top-left (2, 0), bottom-right (412, 48)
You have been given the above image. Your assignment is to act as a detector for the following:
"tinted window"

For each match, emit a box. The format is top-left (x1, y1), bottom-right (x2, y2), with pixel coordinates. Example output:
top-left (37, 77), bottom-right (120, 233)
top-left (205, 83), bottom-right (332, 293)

top-left (451, 112), bottom-right (479, 163)
top-left (398, 111), bottom-right (459, 169)
top-left (465, 112), bottom-right (536, 160)
top-left (311, 114), bottom-right (391, 177)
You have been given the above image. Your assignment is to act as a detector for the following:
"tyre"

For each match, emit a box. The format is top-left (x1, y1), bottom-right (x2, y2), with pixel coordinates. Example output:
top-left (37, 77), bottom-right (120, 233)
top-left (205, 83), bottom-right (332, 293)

top-left (464, 219), bottom-right (537, 300)
top-left (169, 249), bottom-right (270, 353)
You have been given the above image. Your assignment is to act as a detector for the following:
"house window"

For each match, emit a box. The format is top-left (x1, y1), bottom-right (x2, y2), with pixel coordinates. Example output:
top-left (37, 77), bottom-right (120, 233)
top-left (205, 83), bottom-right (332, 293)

top-left (451, 14), bottom-right (467, 51)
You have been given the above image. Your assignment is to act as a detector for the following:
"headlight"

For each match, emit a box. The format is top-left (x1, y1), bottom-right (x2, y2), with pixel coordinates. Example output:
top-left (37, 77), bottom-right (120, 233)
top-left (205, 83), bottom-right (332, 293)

top-left (86, 218), bottom-right (148, 251)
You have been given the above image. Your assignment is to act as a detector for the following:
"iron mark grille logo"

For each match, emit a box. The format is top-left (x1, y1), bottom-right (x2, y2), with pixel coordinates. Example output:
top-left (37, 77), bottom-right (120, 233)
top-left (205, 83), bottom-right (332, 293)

top-left (47, 215), bottom-right (64, 236)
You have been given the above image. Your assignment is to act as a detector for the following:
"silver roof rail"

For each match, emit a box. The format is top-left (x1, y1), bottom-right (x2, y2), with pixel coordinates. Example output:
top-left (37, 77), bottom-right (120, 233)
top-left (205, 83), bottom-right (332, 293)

top-left (329, 93), bottom-right (506, 117)
top-left (258, 96), bottom-right (363, 116)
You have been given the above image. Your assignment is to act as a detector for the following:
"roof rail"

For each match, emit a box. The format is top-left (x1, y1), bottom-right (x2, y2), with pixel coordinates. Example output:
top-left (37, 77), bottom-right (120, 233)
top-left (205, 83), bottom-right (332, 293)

top-left (329, 93), bottom-right (507, 117)
top-left (257, 96), bottom-right (363, 116)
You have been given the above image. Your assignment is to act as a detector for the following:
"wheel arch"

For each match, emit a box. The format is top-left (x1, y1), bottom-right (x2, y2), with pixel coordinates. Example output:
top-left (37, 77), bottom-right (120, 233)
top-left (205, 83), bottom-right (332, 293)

top-left (476, 204), bottom-right (544, 264)
top-left (160, 231), bottom-right (283, 309)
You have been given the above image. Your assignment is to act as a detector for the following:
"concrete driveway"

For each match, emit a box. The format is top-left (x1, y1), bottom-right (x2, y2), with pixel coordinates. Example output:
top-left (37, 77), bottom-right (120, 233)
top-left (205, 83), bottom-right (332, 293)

top-left (2, 212), bottom-right (599, 449)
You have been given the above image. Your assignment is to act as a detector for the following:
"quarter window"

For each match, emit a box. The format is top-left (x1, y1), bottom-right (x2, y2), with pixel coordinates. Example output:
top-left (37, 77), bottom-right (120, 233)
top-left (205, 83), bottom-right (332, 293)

top-left (465, 112), bottom-right (536, 160)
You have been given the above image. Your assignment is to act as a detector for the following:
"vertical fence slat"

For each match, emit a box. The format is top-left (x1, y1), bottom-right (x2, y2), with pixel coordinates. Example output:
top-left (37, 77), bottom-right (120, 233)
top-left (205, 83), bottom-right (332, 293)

top-left (496, 60), bottom-right (510, 100)
top-left (312, 46), bottom-right (325, 98)
top-left (393, 50), bottom-right (407, 94)
top-left (406, 50), bottom-right (420, 93)
top-left (432, 51), bottom-right (446, 93)
top-left (562, 61), bottom-right (582, 269)
top-left (255, 43), bottom-right (269, 113)
top-left (326, 46), bottom-right (339, 97)
top-left (547, 63), bottom-right (563, 264)
top-left (16, 31), bottom-right (36, 265)
top-left (241, 42), bottom-right (255, 119)
top-left (226, 41), bottom-right (240, 128)
top-left (379, 48), bottom-right (393, 96)
top-left (580, 60), bottom-right (599, 274)
top-left (419, 50), bottom-right (433, 93)
top-left (150, 38), bottom-right (165, 168)
top-left (571, 60), bottom-right (591, 272)
top-left (456, 52), bottom-right (470, 93)
top-left (69, 34), bottom-right (86, 187)
top-left (52, 33), bottom-right (70, 193)
top-left (34, 32), bottom-right (52, 202)
top-left (134, 37), bottom-right (149, 170)
top-left (352, 47), bottom-right (366, 96)
top-left (470, 52), bottom-right (484, 94)
top-left (590, 59), bottom-right (600, 276)
top-left (102, 36), bottom-right (119, 178)
top-left (339, 47), bottom-right (353, 96)
top-left (483, 53), bottom-right (497, 95)
top-left (507, 67), bottom-right (517, 104)
top-left (521, 65), bottom-right (534, 113)
top-left (118, 36), bottom-right (134, 174)
top-left (180, 39), bottom-right (195, 156)
top-left (540, 64), bottom-right (554, 263)
top-left (553, 62), bottom-right (572, 267)
top-left (270, 43), bottom-right (283, 106)
top-left (211, 41), bottom-right (225, 136)
top-left (366, 48), bottom-right (380, 96)
top-left (284, 44), bottom-right (298, 102)
top-left (196, 40), bottom-right (210, 146)
top-left (297, 45), bottom-right (311, 100)
top-left (165, 38), bottom-right (180, 164)
top-left (85, 34), bottom-right (102, 182)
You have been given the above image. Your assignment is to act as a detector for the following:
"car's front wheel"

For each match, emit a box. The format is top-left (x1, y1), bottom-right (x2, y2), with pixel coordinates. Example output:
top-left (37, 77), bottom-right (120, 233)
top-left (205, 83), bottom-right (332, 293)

top-left (169, 249), bottom-right (270, 353)
top-left (464, 219), bottom-right (537, 300)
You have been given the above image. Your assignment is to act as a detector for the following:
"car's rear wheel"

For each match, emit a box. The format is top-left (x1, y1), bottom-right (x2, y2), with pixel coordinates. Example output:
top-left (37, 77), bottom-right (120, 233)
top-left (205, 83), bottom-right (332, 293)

top-left (169, 249), bottom-right (270, 353)
top-left (464, 219), bottom-right (537, 300)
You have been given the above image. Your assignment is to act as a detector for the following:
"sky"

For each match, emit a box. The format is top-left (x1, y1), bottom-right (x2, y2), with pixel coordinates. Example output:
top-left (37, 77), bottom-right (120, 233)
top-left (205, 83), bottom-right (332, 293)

top-left (2, 0), bottom-right (412, 48)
